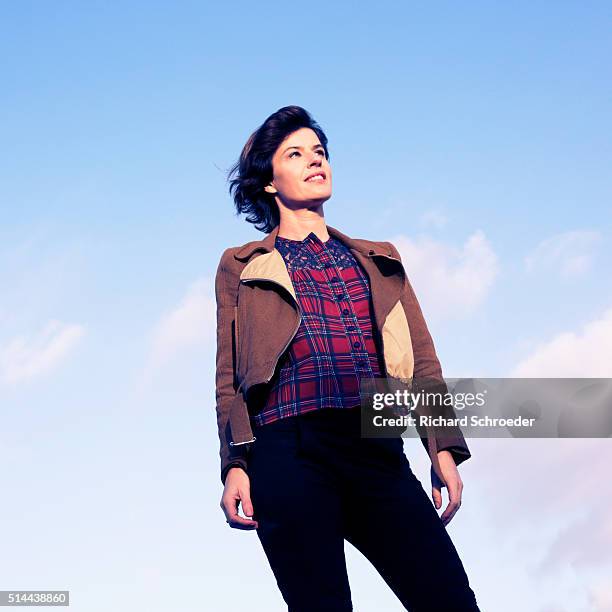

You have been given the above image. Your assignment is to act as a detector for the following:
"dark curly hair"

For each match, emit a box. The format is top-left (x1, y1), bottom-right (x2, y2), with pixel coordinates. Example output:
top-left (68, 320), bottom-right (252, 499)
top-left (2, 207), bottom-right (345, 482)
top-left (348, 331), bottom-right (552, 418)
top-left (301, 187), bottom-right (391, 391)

top-left (227, 105), bottom-right (330, 234)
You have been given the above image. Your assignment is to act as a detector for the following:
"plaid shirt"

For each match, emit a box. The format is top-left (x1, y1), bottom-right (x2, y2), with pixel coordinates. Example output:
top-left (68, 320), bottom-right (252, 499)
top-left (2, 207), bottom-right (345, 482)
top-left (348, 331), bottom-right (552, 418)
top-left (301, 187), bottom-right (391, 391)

top-left (250, 231), bottom-right (385, 427)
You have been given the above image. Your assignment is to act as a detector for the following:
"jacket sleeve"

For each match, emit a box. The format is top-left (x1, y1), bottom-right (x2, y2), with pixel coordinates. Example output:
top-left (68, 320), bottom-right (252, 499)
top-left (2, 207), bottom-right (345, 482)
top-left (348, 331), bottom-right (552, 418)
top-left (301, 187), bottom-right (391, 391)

top-left (215, 250), bottom-right (249, 485)
top-left (386, 241), bottom-right (472, 468)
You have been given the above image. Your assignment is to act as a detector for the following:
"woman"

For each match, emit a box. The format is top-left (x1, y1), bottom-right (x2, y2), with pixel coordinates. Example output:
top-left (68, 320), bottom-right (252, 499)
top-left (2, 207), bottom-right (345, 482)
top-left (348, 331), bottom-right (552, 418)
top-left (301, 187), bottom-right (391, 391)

top-left (215, 105), bottom-right (480, 611)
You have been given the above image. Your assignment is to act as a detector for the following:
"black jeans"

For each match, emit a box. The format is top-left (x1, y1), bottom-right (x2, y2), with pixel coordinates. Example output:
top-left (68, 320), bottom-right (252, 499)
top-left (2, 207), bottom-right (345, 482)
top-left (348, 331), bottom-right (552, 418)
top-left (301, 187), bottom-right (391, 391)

top-left (247, 406), bottom-right (480, 612)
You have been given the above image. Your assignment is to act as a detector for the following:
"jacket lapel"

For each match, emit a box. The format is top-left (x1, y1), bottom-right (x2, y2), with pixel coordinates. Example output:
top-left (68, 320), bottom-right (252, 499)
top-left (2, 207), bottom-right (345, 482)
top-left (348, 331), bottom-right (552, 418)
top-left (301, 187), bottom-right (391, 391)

top-left (233, 223), bottom-right (406, 347)
top-left (325, 226), bottom-right (406, 337)
top-left (239, 249), bottom-right (297, 301)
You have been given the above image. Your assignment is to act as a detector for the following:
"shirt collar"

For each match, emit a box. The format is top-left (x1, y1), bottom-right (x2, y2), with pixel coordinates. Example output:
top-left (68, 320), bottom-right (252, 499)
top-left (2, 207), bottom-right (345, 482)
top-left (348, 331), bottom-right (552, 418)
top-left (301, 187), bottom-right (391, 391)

top-left (276, 230), bottom-right (329, 246)
top-left (275, 231), bottom-right (333, 267)
top-left (232, 223), bottom-right (394, 262)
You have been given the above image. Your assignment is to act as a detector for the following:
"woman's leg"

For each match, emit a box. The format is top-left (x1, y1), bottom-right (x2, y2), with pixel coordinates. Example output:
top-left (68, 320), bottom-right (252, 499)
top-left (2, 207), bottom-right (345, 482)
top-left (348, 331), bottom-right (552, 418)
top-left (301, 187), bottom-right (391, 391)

top-left (341, 437), bottom-right (481, 612)
top-left (291, 407), bottom-right (480, 611)
top-left (248, 416), bottom-right (353, 612)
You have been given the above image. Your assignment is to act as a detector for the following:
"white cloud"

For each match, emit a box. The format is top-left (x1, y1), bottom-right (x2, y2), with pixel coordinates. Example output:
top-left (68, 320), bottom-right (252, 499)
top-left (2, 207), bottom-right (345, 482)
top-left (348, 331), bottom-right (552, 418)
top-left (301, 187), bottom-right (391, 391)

top-left (524, 230), bottom-right (601, 279)
top-left (148, 277), bottom-right (216, 370)
top-left (500, 309), bottom-right (612, 587)
top-left (510, 307), bottom-right (612, 377)
top-left (0, 319), bottom-right (85, 386)
top-left (389, 230), bottom-right (499, 321)
top-left (470, 437), bottom-right (612, 589)
top-left (589, 582), bottom-right (612, 612)
top-left (541, 509), bottom-right (612, 570)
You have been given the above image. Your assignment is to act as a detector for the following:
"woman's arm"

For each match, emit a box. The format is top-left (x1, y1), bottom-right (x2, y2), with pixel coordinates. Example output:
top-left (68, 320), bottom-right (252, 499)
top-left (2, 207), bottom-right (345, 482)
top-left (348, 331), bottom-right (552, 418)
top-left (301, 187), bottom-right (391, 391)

top-left (386, 241), bottom-right (471, 468)
top-left (214, 250), bottom-right (248, 483)
top-left (215, 250), bottom-right (258, 530)
top-left (387, 241), bottom-right (471, 525)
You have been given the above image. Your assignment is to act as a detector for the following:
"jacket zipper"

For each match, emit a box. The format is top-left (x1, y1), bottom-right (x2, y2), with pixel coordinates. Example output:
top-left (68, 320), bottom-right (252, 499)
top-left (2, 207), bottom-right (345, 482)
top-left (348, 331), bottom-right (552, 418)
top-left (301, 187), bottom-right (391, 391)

top-left (239, 277), bottom-right (303, 384)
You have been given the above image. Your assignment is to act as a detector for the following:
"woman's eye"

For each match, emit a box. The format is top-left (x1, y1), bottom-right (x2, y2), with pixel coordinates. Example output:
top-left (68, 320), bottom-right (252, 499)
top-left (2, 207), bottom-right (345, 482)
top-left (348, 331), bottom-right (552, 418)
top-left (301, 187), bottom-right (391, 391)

top-left (289, 149), bottom-right (325, 158)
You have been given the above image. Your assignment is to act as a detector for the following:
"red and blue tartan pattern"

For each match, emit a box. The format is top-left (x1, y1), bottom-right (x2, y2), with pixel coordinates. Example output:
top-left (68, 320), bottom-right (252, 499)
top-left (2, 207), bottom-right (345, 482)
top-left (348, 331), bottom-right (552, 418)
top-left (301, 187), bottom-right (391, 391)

top-left (251, 231), bottom-right (385, 426)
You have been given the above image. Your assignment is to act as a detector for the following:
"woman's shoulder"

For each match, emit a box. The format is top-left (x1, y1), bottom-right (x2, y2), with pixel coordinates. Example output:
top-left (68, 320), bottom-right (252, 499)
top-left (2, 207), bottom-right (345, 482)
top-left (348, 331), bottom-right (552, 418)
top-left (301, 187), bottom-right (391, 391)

top-left (326, 224), bottom-right (398, 258)
top-left (215, 245), bottom-right (242, 278)
top-left (215, 235), bottom-right (264, 286)
top-left (347, 234), bottom-right (399, 259)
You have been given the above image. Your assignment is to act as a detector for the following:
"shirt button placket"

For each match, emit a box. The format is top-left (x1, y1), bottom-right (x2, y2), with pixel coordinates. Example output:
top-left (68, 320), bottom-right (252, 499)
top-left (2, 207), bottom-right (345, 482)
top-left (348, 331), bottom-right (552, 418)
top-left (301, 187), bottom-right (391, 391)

top-left (326, 241), bottom-right (375, 381)
top-left (336, 278), bottom-right (369, 375)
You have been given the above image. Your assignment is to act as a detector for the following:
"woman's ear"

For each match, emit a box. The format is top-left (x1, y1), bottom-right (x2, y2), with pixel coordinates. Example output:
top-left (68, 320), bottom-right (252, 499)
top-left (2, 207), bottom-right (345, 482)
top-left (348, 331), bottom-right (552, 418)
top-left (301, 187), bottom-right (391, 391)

top-left (264, 182), bottom-right (277, 195)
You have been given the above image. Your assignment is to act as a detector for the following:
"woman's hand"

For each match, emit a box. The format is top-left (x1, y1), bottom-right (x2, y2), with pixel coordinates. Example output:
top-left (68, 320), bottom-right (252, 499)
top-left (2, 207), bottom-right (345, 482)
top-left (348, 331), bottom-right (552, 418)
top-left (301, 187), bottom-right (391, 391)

top-left (431, 450), bottom-right (463, 526)
top-left (220, 467), bottom-right (259, 530)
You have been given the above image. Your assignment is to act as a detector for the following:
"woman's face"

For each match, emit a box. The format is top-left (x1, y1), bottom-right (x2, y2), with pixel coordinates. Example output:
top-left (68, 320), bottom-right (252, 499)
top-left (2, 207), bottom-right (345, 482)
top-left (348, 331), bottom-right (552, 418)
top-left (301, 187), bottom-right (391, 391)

top-left (264, 127), bottom-right (332, 208)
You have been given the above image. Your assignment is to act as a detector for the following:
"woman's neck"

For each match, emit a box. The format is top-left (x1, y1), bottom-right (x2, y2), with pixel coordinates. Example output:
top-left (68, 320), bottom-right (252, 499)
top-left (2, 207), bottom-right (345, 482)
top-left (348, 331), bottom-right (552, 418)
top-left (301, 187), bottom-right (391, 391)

top-left (277, 211), bottom-right (329, 243)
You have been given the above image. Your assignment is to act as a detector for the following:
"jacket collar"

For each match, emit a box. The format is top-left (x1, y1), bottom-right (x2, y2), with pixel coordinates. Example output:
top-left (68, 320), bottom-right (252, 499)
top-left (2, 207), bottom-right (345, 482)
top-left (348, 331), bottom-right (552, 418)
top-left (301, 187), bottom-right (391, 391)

top-left (233, 223), bottom-right (393, 261)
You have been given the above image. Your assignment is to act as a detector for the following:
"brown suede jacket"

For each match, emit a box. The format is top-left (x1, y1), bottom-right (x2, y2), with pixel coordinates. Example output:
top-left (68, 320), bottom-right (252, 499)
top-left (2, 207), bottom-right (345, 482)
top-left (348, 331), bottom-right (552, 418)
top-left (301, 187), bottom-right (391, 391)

top-left (214, 224), bottom-right (470, 485)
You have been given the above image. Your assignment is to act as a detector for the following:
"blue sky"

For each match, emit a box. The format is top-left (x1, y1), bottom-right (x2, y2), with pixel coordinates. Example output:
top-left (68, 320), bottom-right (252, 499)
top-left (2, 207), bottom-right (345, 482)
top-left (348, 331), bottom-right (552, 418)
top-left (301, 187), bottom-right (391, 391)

top-left (1, 2), bottom-right (611, 611)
